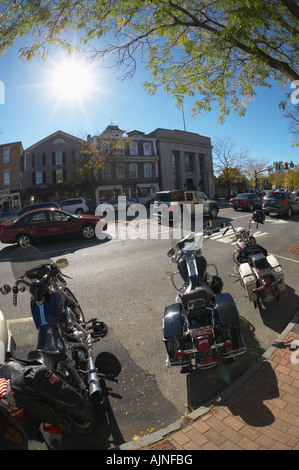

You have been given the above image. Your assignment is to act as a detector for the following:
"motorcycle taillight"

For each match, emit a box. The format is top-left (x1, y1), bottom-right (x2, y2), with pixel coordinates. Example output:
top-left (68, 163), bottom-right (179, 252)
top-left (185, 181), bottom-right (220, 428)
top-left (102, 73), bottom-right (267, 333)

top-left (262, 278), bottom-right (272, 288)
top-left (43, 423), bottom-right (62, 434)
top-left (196, 337), bottom-right (211, 351)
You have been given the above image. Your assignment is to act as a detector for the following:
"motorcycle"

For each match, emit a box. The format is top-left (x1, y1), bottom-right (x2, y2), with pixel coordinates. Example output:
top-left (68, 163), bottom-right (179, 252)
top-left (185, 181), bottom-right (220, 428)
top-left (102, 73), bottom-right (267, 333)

top-left (222, 210), bottom-right (286, 308)
top-left (162, 223), bottom-right (246, 372)
top-left (0, 245), bottom-right (108, 446)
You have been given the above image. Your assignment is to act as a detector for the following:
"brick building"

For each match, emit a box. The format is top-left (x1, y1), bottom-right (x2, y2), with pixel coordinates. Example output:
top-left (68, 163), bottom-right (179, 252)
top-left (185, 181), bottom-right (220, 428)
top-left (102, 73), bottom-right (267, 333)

top-left (0, 141), bottom-right (23, 211)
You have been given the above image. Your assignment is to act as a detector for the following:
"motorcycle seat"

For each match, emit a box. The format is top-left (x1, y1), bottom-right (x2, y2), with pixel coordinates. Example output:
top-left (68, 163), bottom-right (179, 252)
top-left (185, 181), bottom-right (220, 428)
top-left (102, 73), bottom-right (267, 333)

top-left (181, 285), bottom-right (213, 313)
top-left (27, 324), bottom-right (66, 369)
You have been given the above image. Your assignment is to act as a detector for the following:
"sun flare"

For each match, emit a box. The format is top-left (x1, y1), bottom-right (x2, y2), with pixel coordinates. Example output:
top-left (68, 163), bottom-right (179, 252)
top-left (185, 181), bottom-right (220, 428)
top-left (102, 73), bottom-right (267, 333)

top-left (49, 57), bottom-right (96, 103)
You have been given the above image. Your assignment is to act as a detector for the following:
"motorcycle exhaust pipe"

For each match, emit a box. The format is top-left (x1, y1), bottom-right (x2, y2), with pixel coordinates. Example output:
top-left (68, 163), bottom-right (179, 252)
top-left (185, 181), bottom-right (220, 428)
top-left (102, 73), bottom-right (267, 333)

top-left (87, 350), bottom-right (101, 397)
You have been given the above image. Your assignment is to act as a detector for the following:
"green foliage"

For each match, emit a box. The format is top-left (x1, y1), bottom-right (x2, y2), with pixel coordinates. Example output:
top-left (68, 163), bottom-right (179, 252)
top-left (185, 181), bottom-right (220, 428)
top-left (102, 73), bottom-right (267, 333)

top-left (0, 0), bottom-right (298, 122)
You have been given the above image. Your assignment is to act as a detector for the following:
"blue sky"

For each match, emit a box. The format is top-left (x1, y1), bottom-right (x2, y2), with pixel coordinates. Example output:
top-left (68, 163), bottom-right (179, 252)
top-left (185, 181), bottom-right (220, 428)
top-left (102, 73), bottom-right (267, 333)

top-left (0, 42), bottom-right (298, 169)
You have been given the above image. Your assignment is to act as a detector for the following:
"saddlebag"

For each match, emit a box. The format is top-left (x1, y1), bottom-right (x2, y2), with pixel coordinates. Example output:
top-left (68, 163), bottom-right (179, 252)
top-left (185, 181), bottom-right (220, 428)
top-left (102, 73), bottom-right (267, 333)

top-left (215, 293), bottom-right (246, 356)
top-left (162, 303), bottom-right (190, 367)
top-left (0, 358), bottom-right (86, 439)
top-left (266, 255), bottom-right (286, 292)
top-left (239, 263), bottom-right (258, 302)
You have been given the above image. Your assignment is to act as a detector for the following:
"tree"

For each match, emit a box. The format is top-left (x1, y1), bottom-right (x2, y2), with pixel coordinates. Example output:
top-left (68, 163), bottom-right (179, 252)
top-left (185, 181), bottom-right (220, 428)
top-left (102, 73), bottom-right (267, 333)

top-left (0, 1), bottom-right (298, 122)
top-left (213, 136), bottom-right (249, 196)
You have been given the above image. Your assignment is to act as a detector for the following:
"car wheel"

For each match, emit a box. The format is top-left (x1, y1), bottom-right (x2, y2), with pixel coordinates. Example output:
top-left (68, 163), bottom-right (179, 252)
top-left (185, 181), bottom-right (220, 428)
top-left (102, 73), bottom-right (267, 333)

top-left (249, 204), bottom-right (254, 211)
top-left (81, 224), bottom-right (95, 239)
top-left (209, 206), bottom-right (219, 218)
top-left (76, 208), bottom-right (83, 215)
top-left (285, 207), bottom-right (292, 218)
top-left (16, 233), bottom-right (32, 247)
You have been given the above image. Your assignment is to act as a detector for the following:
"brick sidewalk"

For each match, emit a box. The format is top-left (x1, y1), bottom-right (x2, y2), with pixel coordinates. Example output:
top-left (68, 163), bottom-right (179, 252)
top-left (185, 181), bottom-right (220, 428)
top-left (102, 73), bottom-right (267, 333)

top-left (141, 329), bottom-right (299, 451)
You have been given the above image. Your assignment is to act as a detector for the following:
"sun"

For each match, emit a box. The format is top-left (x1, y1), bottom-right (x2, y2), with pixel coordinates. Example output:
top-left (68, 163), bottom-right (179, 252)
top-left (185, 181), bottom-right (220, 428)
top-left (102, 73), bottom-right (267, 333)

top-left (48, 56), bottom-right (96, 103)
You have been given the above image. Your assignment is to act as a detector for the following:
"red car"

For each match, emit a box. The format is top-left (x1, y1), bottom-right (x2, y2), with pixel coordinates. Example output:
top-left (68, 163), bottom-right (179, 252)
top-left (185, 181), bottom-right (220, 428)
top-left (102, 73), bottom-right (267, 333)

top-left (0, 208), bottom-right (107, 247)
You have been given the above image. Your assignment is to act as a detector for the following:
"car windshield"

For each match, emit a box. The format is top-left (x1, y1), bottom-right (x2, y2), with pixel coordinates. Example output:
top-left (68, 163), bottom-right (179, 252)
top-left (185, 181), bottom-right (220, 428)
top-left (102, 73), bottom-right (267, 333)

top-left (235, 193), bottom-right (248, 198)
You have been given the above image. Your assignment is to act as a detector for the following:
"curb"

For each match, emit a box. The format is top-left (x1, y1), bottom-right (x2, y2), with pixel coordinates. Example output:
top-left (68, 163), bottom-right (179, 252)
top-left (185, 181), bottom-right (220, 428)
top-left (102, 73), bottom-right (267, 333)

top-left (118, 309), bottom-right (299, 450)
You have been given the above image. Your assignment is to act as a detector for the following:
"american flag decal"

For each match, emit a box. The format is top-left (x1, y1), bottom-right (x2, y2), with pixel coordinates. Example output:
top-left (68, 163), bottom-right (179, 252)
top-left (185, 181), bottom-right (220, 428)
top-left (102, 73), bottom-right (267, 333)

top-left (0, 377), bottom-right (11, 398)
top-left (0, 377), bottom-right (23, 417)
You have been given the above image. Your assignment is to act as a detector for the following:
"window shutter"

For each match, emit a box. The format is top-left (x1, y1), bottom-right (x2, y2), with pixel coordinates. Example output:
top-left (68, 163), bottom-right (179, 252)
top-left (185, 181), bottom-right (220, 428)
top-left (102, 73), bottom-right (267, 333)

top-left (32, 154), bottom-right (35, 168)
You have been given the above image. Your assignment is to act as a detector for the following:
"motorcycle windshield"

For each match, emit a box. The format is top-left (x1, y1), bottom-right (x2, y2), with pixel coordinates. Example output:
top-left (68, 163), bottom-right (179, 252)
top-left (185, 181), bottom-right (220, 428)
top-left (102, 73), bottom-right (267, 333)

top-left (10, 246), bottom-right (54, 282)
top-left (171, 231), bottom-right (204, 252)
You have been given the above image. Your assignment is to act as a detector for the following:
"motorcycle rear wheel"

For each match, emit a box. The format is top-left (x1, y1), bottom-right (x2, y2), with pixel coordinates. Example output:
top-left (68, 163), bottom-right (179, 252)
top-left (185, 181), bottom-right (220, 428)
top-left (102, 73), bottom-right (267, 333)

top-left (66, 397), bottom-right (98, 435)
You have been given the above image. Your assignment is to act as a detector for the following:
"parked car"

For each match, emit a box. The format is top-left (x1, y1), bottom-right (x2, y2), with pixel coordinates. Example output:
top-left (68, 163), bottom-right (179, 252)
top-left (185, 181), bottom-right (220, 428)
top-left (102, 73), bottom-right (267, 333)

top-left (60, 197), bottom-right (89, 214)
top-left (0, 202), bottom-right (61, 222)
top-left (109, 197), bottom-right (135, 210)
top-left (0, 208), bottom-right (107, 247)
top-left (229, 193), bottom-right (263, 211)
top-left (262, 190), bottom-right (299, 217)
top-left (17, 201), bottom-right (61, 216)
top-left (153, 190), bottom-right (219, 219)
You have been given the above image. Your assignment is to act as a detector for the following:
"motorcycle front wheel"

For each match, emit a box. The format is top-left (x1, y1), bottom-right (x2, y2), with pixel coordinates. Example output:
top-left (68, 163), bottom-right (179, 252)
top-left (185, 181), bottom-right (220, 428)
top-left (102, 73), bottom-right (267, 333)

top-left (63, 287), bottom-right (85, 323)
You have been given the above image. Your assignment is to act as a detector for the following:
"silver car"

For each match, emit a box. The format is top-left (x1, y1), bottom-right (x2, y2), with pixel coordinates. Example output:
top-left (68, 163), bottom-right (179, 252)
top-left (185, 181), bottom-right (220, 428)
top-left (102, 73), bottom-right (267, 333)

top-left (60, 197), bottom-right (89, 215)
top-left (153, 190), bottom-right (219, 220)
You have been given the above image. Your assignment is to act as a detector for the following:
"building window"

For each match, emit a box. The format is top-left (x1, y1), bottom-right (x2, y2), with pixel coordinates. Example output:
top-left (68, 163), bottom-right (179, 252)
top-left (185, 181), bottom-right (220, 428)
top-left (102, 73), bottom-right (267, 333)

top-left (52, 151), bottom-right (66, 165)
top-left (116, 163), bottom-right (125, 179)
top-left (35, 171), bottom-right (44, 185)
top-left (129, 163), bottom-right (138, 178)
top-left (172, 152), bottom-right (180, 189)
top-left (130, 143), bottom-right (138, 155)
top-left (55, 169), bottom-right (64, 184)
top-left (55, 151), bottom-right (63, 165)
top-left (3, 171), bottom-right (10, 188)
top-left (144, 163), bottom-right (152, 178)
top-left (3, 148), bottom-right (10, 163)
top-left (102, 164), bottom-right (111, 179)
top-left (35, 153), bottom-right (43, 167)
top-left (143, 143), bottom-right (151, 156)
top-left (184, 154), bottom-right (194, 172)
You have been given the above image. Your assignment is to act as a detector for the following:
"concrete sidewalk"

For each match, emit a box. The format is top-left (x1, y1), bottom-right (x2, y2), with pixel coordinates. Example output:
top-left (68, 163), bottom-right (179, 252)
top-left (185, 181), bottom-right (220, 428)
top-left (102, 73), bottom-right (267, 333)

top-left (120, 311), bottom-right (299, 451)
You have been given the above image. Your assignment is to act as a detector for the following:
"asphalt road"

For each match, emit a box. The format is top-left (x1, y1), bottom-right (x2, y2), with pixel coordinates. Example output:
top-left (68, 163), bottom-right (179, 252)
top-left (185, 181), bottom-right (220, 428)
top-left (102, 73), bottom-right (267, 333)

top-left (0, 206), bottom-right (298, 449)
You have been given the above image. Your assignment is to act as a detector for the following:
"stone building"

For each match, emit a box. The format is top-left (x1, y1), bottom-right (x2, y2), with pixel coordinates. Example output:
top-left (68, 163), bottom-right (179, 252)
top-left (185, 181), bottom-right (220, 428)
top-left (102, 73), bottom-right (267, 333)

top-left (148, 128), bottom-right (215, 198)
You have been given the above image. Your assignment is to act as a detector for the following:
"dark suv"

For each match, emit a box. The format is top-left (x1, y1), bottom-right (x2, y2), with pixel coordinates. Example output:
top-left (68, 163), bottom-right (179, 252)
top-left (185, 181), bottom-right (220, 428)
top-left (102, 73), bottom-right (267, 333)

top-left (262, 190), bottom-right (299, 217)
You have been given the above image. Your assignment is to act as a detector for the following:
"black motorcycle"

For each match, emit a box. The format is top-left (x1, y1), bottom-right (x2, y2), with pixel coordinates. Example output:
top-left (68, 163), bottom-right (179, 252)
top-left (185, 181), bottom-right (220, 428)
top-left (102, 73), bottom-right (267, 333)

top-left (163, 224), bottom-right (246, 371)
top-left (0, 246), bottom-right (107, 446)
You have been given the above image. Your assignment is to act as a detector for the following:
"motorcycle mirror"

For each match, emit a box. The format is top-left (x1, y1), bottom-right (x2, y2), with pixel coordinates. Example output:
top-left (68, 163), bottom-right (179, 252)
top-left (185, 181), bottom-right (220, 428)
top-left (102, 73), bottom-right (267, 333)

top-left (56, 258), bottom-right (69, 269)
top-left (167, 248), bottom-right (175, 257)
top-left (0, 284), bottom-right (11, 295)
